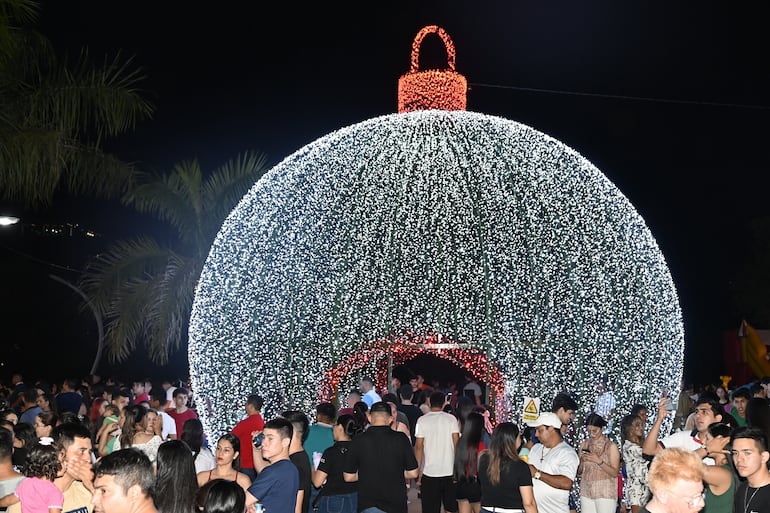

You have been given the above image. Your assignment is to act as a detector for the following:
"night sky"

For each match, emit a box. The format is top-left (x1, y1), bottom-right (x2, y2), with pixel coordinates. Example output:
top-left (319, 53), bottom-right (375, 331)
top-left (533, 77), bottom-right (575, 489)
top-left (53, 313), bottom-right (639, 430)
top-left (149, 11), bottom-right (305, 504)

top-left (2, 2), bottom-right (769, 385)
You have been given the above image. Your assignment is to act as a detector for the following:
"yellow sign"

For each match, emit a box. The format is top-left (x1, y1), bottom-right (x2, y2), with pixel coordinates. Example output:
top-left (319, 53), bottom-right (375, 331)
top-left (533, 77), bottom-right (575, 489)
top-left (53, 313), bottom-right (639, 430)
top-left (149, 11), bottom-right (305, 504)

top-left (522, 397), bottom-right (541, 423)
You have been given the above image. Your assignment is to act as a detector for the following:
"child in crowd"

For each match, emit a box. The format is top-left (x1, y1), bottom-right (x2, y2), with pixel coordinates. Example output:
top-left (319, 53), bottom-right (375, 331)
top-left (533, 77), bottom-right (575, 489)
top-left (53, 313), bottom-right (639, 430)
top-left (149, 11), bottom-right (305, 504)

top-left (0, 436), bottom-right (63, 513)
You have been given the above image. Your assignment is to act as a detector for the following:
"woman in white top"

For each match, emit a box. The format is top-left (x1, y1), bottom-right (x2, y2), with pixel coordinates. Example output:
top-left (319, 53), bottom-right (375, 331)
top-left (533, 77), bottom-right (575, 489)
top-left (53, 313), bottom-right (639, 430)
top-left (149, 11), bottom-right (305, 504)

top-left (118, 404), bottom-right (163, 463)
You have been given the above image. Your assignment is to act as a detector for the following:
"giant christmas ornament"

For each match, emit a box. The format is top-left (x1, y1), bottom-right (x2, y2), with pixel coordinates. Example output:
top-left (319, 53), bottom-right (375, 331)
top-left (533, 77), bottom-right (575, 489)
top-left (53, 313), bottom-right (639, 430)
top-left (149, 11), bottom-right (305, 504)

top-left (189, 26), bottom-right (683, 438)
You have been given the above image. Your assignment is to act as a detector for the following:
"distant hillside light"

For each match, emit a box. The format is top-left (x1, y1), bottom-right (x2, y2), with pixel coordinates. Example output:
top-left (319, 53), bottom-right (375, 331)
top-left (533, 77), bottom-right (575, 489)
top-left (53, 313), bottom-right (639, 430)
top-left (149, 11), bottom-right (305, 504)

top-left (397, 25), bottom-right (467, 113)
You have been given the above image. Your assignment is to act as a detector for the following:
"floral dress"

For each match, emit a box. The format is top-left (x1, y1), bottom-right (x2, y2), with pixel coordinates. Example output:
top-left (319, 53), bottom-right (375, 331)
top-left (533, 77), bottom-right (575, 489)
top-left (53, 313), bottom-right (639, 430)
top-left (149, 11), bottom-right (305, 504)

top-left (622, 440), bottom-right (650, 507)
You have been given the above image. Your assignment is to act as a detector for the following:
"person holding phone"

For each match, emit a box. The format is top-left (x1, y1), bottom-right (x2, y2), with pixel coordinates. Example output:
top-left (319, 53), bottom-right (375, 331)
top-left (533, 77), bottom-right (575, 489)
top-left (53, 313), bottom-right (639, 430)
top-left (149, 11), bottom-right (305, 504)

top-left (578, 413), bottom-right (620, 513)
top-left (642, 396), bottom-right (728, 465)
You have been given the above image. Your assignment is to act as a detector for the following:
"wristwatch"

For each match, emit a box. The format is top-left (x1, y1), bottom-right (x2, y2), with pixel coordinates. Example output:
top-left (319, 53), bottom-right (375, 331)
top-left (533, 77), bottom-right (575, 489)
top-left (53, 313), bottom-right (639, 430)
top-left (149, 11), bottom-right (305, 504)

top-left (534, 470), bottom-right (541, 480)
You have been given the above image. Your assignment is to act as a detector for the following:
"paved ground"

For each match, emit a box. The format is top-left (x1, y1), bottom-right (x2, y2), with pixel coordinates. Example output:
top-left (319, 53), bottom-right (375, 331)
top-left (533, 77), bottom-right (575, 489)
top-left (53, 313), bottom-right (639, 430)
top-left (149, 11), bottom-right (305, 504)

top-left (407, 485), bottom-right (421, 513)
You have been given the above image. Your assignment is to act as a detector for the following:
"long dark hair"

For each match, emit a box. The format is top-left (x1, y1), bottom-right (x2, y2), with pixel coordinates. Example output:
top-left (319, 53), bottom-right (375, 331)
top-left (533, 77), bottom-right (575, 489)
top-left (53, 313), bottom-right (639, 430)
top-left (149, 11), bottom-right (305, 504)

top-left (181, 418), bottom-right (205, 458)
top-left (216, 433), bottom-right (241, 469)
top-left (620, 414), bottom-right (642, 446)
top-left (119, 404), bottom-right (147, 448)
top-left (485, 422), bottom-right (520, 486)
top-left (155, 440), bottom-right (198, 513)
top-left (197, 478), bottom-right (246, 513)
top-left (454, 412), bottom-right (484, 480)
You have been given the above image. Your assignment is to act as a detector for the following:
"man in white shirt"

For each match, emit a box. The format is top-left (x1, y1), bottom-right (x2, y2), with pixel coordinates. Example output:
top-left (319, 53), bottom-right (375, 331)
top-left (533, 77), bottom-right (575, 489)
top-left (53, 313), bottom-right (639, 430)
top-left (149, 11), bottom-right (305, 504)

top-left (642, 396), bottom-right (727, 465)
top-left (149, 389), bottom-right (177, 440)
top-left (527, 412), bottom-right (580, 513)
top-left (415, 390), bottom-right (460, 513)
top-left (462, 374), bottom-right (483, 406)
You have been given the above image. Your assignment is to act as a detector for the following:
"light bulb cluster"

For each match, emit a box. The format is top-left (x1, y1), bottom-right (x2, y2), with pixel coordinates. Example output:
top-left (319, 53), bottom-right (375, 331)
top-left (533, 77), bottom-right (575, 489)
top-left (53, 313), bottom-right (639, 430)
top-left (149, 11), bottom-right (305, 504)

top-left (189, 110), bottom-right (683, 440)
top-left (317, 333), bottom-right (506, 414)
top-left (398, 25), bottom-right (467, 113)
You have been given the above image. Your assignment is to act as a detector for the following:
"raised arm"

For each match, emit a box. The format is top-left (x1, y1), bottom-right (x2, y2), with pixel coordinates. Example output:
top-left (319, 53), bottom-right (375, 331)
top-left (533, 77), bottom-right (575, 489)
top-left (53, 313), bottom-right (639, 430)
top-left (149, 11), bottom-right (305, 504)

top-left (642, 398), bottom-right (671, 457)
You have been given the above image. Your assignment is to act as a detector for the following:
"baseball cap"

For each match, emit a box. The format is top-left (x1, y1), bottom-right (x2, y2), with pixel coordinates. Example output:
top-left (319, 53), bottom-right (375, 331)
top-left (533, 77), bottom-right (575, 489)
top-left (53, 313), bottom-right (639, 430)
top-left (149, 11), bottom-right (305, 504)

top-left (527, 412), bottom-right (562, 429)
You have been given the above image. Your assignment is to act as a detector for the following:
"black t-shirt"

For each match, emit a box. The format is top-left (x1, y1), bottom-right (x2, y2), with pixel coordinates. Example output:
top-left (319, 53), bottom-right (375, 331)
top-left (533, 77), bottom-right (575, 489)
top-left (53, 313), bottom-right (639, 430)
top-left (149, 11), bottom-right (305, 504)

top-left (290, 450), bottom-right (312, 513)
top-left (344, 425), bottom-right (418, 513)
top-left (317, 441), bottom-right (357, 497)
top-left (477, 453), bottom-right (532, 509)
top-left (397, 404), bottom-right (422, 444)
top-left (735, 481), bottom-right (770, 513)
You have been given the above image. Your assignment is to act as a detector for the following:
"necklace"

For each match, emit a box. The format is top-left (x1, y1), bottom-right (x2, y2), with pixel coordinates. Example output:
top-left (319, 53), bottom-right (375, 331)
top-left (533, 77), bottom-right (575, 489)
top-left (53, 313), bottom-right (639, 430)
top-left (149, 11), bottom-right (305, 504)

top-left (540, 447), bottom-right (552, 463)
top-left (743, 484), bottom-right (763, 513)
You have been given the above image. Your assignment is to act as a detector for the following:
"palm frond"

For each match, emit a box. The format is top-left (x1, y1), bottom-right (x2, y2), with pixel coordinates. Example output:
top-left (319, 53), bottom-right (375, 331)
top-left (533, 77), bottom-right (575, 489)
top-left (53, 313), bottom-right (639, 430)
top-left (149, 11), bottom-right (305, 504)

top-left (142, 253), bottom-right (199, 364)
top-left (102, 277), bottom-right (153, 363)
top-left (83, 151), bottom-right (269, 364)
top-left (79, 237), bottom-right (174, 316)
top-left (0, 0), bottom-right (39, 65)
top-left (62, 141), bottom-right (136, 198)
top-left (201, 151), bottom-right (269, 239)
top-left (125, 161), bottom-right (202, 246)
top-left (100, 250), bottom-right (197, 364)
top-left (31, 49), bottom-right (154, 141)
top-left (0, 126), bottom-right (65, 203)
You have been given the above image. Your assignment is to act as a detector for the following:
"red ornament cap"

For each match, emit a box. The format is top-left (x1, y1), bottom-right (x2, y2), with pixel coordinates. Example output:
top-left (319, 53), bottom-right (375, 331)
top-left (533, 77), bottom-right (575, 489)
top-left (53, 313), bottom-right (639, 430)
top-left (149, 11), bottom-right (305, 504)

top-left (398, 25), bottom-right (467, 113)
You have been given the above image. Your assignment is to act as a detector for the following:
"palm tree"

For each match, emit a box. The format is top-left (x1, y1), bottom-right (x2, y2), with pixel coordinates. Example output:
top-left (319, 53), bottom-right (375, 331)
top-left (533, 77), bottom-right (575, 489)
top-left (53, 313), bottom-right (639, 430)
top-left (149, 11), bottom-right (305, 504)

top-left (80, 151), bottom-right (269, 366)
top-left (0, 0), bottom-right (153, 205)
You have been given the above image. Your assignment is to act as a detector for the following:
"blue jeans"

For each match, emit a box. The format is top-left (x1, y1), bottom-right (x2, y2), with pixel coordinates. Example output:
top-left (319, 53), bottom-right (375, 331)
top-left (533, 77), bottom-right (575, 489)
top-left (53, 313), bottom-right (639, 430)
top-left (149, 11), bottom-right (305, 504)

top-left (318, 493), bottom-right (357, 513)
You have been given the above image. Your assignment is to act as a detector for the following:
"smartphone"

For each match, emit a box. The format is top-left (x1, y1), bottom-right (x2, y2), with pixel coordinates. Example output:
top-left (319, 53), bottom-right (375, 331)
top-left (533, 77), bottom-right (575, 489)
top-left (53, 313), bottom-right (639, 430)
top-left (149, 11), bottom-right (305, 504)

top-left (661, 388), bottom-right (675, 411)
top-left (581, 448), bottom-right (590, 454)
top-left (252, 432), bottom-right (264, 448)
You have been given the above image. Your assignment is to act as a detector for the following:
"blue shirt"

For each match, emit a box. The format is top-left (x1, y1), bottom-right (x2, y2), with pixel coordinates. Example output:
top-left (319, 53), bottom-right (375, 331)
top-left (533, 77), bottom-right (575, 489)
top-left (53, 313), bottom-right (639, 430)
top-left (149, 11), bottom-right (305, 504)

top-left (248, 459), bottom-right (299, 512)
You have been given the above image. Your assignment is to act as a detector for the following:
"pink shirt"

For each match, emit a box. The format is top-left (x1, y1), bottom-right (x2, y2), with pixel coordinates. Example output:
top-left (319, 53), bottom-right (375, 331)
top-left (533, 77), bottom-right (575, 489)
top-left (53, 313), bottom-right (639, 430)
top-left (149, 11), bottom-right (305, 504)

top-left (15, 478), bottom-right (64, 513)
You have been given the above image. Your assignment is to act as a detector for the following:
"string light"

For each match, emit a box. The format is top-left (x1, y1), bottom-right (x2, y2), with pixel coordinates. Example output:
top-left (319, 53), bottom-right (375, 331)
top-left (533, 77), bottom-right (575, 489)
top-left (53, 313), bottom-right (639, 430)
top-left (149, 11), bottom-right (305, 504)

top-left (398, 25), bottom-right (467, 113)
top-left (188, 110), bottom-right (683, 439)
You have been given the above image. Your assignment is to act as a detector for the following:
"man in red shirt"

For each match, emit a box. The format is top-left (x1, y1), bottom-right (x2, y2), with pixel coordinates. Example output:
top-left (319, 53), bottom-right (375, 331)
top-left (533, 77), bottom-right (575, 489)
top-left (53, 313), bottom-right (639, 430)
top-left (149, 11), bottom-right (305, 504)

top-left (166, 387), bottom-right (198, 437)
top-left (231, 394), bottom-right (265, 481)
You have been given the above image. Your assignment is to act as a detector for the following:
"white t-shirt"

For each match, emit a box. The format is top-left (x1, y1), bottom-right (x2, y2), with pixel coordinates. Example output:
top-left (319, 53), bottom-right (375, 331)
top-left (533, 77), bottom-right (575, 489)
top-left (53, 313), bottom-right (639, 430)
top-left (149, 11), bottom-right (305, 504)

top-left (463, 382), bottom-right (482, 399)
top-left (165, 386), bottom-right (177, 403)
top-left (159, 410), bottom-right (177, 439)
top-left (529, 441), bottom-right (580, 513)
top-left (415, 411), bottom-right (460, 477)
top-left (660, 429), bottom-right (714, 465)
top-left (195, 447), bottom-right (217, 473)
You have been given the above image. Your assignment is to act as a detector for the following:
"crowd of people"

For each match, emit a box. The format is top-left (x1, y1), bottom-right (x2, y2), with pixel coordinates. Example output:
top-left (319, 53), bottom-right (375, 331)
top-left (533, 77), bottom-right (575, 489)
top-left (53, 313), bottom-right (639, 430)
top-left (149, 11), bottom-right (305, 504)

top-left (0, 371), bottom-right (768, 513)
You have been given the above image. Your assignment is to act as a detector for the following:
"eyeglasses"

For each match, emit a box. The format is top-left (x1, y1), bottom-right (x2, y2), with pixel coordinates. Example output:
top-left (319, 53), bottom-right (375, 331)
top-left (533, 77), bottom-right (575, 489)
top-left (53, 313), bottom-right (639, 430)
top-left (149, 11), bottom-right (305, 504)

top-left (665, 489), bottom-right (705, 508)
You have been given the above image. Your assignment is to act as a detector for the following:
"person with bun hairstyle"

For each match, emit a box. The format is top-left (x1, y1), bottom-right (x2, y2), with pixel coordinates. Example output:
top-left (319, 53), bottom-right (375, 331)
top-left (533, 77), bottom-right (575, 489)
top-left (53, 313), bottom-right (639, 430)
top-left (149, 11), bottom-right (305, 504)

top-left (312, 414), bottom-right (362, 513)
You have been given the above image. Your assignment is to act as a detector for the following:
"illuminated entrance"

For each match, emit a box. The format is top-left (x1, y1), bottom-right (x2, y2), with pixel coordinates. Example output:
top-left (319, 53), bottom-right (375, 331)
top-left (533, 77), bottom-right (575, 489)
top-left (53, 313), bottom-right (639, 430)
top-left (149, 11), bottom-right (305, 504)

top-left (317, 333), bottom-right (505, 416)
